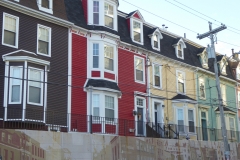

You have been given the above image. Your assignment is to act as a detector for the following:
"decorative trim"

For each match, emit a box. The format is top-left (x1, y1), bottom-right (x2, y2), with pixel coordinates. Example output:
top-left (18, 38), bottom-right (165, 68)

top-left (2, 49), bottom-right (37, 56)
top-left (67, 28), bottom-right (72, 131)
top-left (2, 56), bottom-right (50, 65)
top-left (134, 91), bottom-right (148, 97)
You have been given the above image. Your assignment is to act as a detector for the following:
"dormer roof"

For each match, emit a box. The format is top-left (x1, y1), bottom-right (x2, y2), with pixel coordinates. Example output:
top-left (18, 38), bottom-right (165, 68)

top-left (148, 27), bottom-right (163, 39)
top-left (126, 10), bottom-right (144, 22)
top-left (197, 48), bottom-right (206, 55)
top-left (172, 38), bottom-right (186, 48)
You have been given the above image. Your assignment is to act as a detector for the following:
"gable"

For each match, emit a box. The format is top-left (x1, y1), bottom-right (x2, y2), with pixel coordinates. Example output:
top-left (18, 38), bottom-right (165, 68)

top-left (133, 13), bottom-right (141, 19)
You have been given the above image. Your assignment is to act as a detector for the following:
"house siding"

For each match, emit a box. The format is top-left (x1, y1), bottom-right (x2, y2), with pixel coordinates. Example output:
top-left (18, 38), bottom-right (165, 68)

top-left (0, 6), bottom-right (68, 126)
top-left (82, 0), bottom-right (88, 23)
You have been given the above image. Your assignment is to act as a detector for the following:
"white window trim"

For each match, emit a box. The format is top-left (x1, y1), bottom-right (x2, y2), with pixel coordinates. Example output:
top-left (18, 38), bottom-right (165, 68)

top-left (104, 43), bottom-right (115, 74)
top-left (2, 13), bottom-right (19, 49)
top-left (9, 66), bottom-right (23, 104)
top-left (201, 52), bottom-right (208, 68)
top-left (152, 63), bottom-right (162, 89)
top-left (37, 0), bottom-right (53, 14)
top-left (134, 96), bottom-right (146, 136)
top-left (37, 24), bottom-right (52, 57)
top-left (150, 31), bottom-right (163, 51)
top-left (176, 70), bottom-right (186, 94)
top-left (134, 55), bottom-right (145, 84)
top-left (220, 60), bottom-right (227, 75)
top-left (177, 43), bottom-right (184, 59)
top-left (27, 67), bottom-right (44, 106)
top-left (130, 18), bottom-right (144, 45)
top-left (176, 107), bottom-right (185, 133)
top-left (199, 78), bottom-right (206, 99)
top-left (187, 108), bottom-right (196, 133)
top-left (173, 39), bottom-right (186, 60)
top-left (88, 0), bottom-right (118, 31)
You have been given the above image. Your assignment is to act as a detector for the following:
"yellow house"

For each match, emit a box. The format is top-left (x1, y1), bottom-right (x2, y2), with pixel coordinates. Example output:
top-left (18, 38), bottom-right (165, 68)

top-left (146, 36), bottom-right (199, 140)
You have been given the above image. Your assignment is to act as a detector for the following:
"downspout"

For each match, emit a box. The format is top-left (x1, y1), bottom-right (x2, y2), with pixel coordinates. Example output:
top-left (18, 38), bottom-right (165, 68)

top-left (194, 68), bottom-right (200, 128)
top-left (146, 54), bottom-right (151, 122)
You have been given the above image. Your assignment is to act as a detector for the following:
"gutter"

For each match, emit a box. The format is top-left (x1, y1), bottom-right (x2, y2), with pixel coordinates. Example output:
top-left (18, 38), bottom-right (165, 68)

top-left (0, 0), bottom-right (73, 27)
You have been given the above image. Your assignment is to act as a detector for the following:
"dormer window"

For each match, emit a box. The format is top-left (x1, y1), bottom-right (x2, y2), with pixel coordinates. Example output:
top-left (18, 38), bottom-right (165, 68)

top-left (104, 3), bottom-right (114, 28)
top-left (219, 57), bottom-right (228, 75)
top-left (237, 66), bottom-right (240, 80)
top-left (88, 0), bottom-right (118, 31)
top-left (173, 38), bottom-right (186, 60)
top-left (133, 21), bottom-right (141, 42)
top-left (37, 0), bottom-right (53, 14)
top-left (149, 28), bottom-right (163, 51)
top-left (197, 48), bottom-right (208, 69)
top-left (127, 10), bottom-right (144, 45)
top-left (178, 44), bottom-right (183, 58)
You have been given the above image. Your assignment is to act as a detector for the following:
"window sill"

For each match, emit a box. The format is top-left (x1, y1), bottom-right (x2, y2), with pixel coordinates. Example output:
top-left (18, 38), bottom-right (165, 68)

top-left (38, 7), bottom-right (53, 14)
top-left (9, 102), bottom-right (21, 105)
top-left (37, 52), bottom-right (51, 57)
top-left (132, 40), bottom-right (143, 45)
top-left (135, 80), bottom-right (145, 85)
top-left (177, 91), bottom-right (186, 95)
top-left (199, 97), bottom-right (206, 100)
top-left (2, 43), bottom-right (18, 49)
top-left (177, 56), bottom-right (184, 60)
top-left (27, 102), bottom-right (43, 106)
top-left (153, 86), bottom-right (163, 90)
top-left (152, 47), bottom-right (160, 52)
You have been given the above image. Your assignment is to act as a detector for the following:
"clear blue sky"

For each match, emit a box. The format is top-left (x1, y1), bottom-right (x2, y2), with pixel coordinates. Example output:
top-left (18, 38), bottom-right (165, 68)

top-left (118, 0), bottom-right (240, 56)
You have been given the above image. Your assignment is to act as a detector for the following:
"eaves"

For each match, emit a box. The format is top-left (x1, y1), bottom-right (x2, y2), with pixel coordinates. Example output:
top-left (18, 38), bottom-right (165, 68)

top-left (0, 0), bottom-right (73, 27)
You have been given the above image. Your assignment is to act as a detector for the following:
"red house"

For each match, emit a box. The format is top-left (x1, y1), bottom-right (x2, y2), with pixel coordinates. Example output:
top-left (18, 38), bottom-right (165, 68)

top-left (65, 0), bottom-right (148, 136)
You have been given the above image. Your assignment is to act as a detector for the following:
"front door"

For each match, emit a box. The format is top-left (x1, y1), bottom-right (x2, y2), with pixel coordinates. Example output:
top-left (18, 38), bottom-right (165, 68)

top-left (154, 103), bottom-right (162, 133)
top-left (137, 107), bottom-right (144, 135)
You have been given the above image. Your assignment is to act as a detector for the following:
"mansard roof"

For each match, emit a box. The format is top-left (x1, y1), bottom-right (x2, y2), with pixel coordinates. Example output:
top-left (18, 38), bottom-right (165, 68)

top-left (64, 0), bottom-right (235, 81)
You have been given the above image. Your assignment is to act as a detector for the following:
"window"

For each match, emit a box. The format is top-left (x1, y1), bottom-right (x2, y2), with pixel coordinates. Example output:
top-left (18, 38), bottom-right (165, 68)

top-left (221, 59), bottom-right (227, 74)
top-left (133, 21), bottom-right (141, 43)
top-left (92, 94), bottom-right (100, 119)
top-left (177, 44), bottom-right (183, 58)
top-left (238, 92), bottom-right (240, 108)
top-left (28, 68), bottom-right (44, 106)
top-left (177, 109), bottom-right (184, 132)
top-left (237, 67), bottom-right (240, 80)
top-left (202, 52), bottom-right (208, 65)
top-left (37, 0), bottom-right (53, 14)
top-left (2, 13), bottom-right (19, 48)
top-left (135, 57), bottom-right (144, 83)
top-left (104, 45), bottom-right (114, 71)
top-left (104, 3), bottom-right (114, 28)
top-left (177, 71), bottom-right (185, 94)
top-left (199, 78), bottom-right (205, 99)
top-left (153, 64), bottom-right (161, 88)
top-left (221, 84), bottom-right (226, 105)
top-left (229, 117), bottom-right (235, 137)
top-left (188, 110), bottom-right (194, 132)
top-left (37, 25), bottom-right (51, 56)
top-left (153, 35), bottom-right (158, 49)
top-left (9, 66), bottom-right (23, 104)
top-left (105, 96), bottom-right (114, 120)
top-left (93, 1), bottom-right (99, 25)
top-left (8, 135), bottom-right (12, 144)
top-left (93, 43), bottom-right (99, 68)
top-left (2, 133), bottom-right (5, 142)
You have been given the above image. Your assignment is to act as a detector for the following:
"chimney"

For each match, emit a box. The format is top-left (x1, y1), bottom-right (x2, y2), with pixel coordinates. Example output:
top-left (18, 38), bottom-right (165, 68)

top-left (232, 48), bottom-right (234, 55)
top-left (162, 24), bottom-right (165, 30)
top-left (184, 33), bottom-right (186, 38)
top-left (165, 26), bottom-right (168, 31)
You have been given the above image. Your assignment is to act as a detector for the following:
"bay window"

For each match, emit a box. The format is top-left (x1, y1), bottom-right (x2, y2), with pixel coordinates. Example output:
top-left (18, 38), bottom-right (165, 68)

top-left (188, 109), bottom-right (194, 132)
top-left (2, 13), bottom-right (19, 48)
top-left (229, 117), bottom-right (235, 138)
top-left (93, 1), bottom-right (99, 25)
top-left (37, 24), bottom-right (51, 56)
top-left (105, 96), bottom-right (114, 120)
top-left (104, 45), bottom-right (114, 71)
top-left (104, 3), bottom-right (114, 28)
top-left (93, 43), bottom-right (99, 68)
top-left (177, 109), bottom-right (184, 132)
top-left (9, 66), bottom-right (23, 104)
top-left (28, 68), bottom-right (44, 105)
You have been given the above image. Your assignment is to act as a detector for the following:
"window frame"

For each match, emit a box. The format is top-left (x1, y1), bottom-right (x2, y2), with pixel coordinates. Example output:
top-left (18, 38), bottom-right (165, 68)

top-left (37, 0), bottom-right (53, 14)
top-left (229, 117), bottom-right (235, 138)
top-left (237, 67), bottom-right (240, 80)
top-left (93, 1), bottom-right (100, 25)
top-left (176, 108), bottom-right (184, 133)
top-left (105, 95), bottom-right (115, 120)
top-left (93, 43), bottom-right (100, 68)
top-left (177, 43), bottom-right (184, 59)
top-left (2, 13), bottom-right (19, 48)
top-left (134, 56), bottom-right (145, 84)
top-left (176, 70), bottom-right (186, 94)
top-left (131, 19), bottom-right (144, 45)
top-left (152, 63), bottom-right (162, 89)
top-left (199, 78), bottom-right (206, 99)
top-left (221, 60), bottom-right (227, 74)
top-left (37, 24), bottom-right (52, 57)
top-left (188, 109), bottom-right (195, 133)
top-left (152, 33), bottom-right (160, 51)
top-left (9, 66), bottom-right (23, 104)
top-left (27, 67), bottom-right (44, 106)
top-left (220, 84), bottom-right (227, 105)
top-left (104, 2), bottom-right (114, 29)
top-left (104, 44), bottom-right (114, 72)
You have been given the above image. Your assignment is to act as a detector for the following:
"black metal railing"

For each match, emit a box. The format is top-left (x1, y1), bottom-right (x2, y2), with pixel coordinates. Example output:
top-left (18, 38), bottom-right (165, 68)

top-left (0, 107), bottom-right (239, 142)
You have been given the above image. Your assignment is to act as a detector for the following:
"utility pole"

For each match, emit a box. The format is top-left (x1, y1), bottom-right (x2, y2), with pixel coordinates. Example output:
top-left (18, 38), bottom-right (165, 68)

top-left (197, 22), bottom-right (230, 160)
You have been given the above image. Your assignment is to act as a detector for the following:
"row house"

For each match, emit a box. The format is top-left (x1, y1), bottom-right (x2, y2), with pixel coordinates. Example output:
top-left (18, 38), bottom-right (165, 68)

top-left (0, 0), bottom-right (73, 130)
top-left (0, 0), bottom-right (239, 142)
top-left (196, 51), bottom-right (238, 142)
